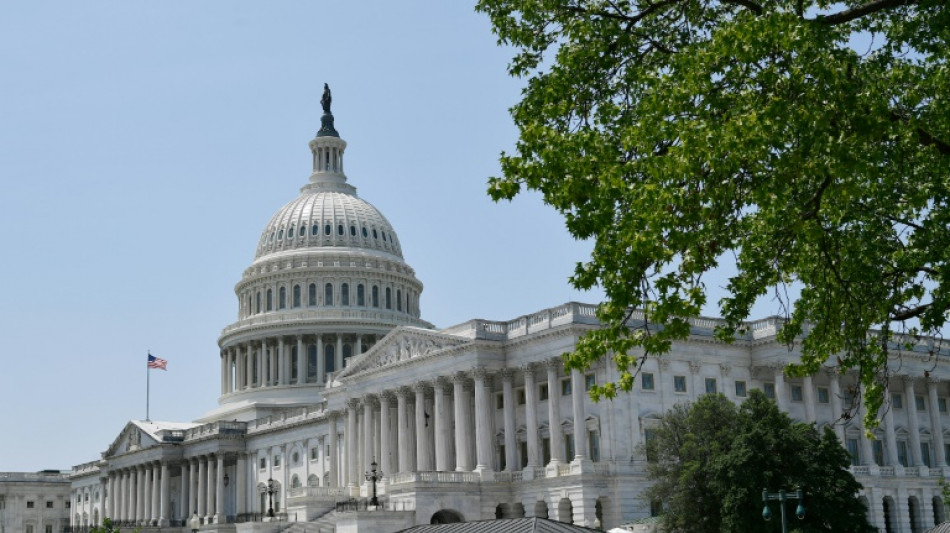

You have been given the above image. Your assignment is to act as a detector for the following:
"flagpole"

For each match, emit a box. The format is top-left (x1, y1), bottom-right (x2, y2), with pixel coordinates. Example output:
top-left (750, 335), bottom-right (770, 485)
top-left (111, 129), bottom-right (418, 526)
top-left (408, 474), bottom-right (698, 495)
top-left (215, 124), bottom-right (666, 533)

top-left (146, 350), bottom-right (151, 422)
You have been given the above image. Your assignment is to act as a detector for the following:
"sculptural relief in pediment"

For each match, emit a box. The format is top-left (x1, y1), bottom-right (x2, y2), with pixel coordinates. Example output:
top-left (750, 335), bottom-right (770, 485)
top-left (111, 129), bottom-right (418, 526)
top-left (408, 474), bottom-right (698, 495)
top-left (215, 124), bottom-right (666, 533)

top-left (343, 331), bottom-right (466, 377)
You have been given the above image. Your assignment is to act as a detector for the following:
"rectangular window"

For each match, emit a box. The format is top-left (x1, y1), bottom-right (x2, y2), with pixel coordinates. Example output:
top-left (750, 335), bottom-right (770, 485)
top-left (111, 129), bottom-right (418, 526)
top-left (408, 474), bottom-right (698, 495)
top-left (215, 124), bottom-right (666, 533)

top-left (817, 387), bottom-right (830, 404)
top-left (539, 384), bottom-right (549, 401)
top-left (922, 442), bottom-right (932, 467)
top-left (916, 395), bottom-right (927, 411)
top-left (846, 438), bottom-right (860, 466)
top-left (644, 429), bottom-right (657, 462)
top-left (940, 398), bottom-right (948, 413)
top-left (585, 374), bottom-right (596, 391)
top-left (705, 377), bottom-right (717, 394)
top-left (517, 388), bottom-right (526, 405)
top-left (565, 434), bottom-right (575, 460)
top-left (27, 501), bottom-right (34, 508)
top-left (873, 439), bottom-right (885, 466)
top-left (589, 431), bottom-right (601, 462)
top-left (674, 375), bottom-right (687, 393)
top-left (46, 526), bottom-right (53, 533)
top-left (791, 385), bottom-right (804, 402)
top-left (311, 447), bottom-right (318, 460)
top-left (26, 526), bottom-right (33, 533)
top-left (763, 383), bottom-right (776, 399)
top-left (274, 455), bottom-right (281, 468)
top-left (499, 444), bottom-right (506, 471)
top-left (642, 373), bottom-right (655, 391)
top-left (259, 457), bottom-right (266, 470)
top-left (46, 501), bottom-right (53, 508)
top-left (561, 378), bottom-right (572, 396)
top-left (735, 380), bottom-right (747, 397)
top-left (897, 441), bottom-right (908, 467)
top-left (892, 394), bottom-right (903, 409)
top-left (542, 437), bottom-right (551, 465)
top-left (520, 441), bottom-right (528, 469)
top-left (496, 392), bottom-right (504, 410)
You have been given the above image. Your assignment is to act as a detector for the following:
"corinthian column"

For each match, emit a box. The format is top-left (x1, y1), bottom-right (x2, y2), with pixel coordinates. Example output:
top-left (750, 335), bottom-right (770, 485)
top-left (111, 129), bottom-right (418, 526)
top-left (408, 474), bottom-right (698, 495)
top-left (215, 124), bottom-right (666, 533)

top-left (571, 368), bottom-right (588, 461)
top-left (905, 377), bottom-right (923, 466)
top-left (453, 374), bottom-right (473, 471)
top-left (329, 415), bottom-right (339, 488)
top-left (546, 359), bottom-right (564, 464)
top-left (523, 364), bottom-right (540, 468)
top-left (501, 369), bottom-right (518, 470)
top-left (473, 367), bottom-right (494, 473)
top-left (415, 383), bottom-right (433, 471)
top-left (397, 387), bottom-right (412, 472)
top-left (433, 378), bottom-right (451, 471)
top-left (379, 393), bottom-right (393, 476)
top-left (347, 400), bottom-right (359, 489)
top-left (929, 378), bottom-right (947, 467)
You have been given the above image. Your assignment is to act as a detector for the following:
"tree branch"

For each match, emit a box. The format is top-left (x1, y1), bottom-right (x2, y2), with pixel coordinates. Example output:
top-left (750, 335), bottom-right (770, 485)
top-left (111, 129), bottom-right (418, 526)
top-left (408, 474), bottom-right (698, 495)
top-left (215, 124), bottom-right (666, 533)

top-left (891, 302), bottom-right (932, 321)
top-left (723, 0), bottom-right (763, 15)
top-left (813, 0), bottom-right (918, 25)
top-left (561, 0), bottom-right (684, 26)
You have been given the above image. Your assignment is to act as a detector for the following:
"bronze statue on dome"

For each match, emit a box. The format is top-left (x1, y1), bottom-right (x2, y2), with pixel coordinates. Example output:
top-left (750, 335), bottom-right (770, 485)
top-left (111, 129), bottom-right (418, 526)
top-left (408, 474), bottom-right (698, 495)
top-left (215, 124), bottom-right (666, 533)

top-left (321, 83), bottom-right (332, 114)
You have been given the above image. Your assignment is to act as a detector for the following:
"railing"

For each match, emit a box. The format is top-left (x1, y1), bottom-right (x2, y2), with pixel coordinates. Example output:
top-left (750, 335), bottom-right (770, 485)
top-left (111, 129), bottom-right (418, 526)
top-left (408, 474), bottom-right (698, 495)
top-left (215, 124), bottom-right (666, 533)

top-left (879, 466), bottom-right (896, 477)
top-left (288, 485), bottom-right (348, 498)
top-left (236, 512), bottom-right (288, 522)
top-left (184, 420), bottom-right (248, 440)
top-left (388, 471), bottom-right (480, 484)
top-left (556, 464), bottom-right (572, 477)
top-left (593, 462), bottom-right (611, 475)
top-left (904, 467), bottom-right (919, 477)
top-left (493, 471), bottom-right (523, 483)
top-left (851, 465), bottom-right (870, 476)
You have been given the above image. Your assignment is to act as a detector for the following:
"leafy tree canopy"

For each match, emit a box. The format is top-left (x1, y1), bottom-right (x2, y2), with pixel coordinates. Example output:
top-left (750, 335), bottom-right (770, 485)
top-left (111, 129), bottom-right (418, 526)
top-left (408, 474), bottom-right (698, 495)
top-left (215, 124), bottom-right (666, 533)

top-left (645, 390), bottom-right (873, 532)
top-left (476, 0), bottom-right (949, 425)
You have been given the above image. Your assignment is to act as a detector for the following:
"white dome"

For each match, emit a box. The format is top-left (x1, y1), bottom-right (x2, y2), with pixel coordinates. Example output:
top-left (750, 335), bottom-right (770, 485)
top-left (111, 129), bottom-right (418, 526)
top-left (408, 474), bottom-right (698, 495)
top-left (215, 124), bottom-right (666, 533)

top-left (254, 189), bottom-right (403, 260)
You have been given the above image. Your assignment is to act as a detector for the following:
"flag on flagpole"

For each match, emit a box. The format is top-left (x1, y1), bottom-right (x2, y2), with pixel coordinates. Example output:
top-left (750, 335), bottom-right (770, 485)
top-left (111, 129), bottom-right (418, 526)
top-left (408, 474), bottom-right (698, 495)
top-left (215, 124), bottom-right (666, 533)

top-left (148, 354), bottom-right (168, 370)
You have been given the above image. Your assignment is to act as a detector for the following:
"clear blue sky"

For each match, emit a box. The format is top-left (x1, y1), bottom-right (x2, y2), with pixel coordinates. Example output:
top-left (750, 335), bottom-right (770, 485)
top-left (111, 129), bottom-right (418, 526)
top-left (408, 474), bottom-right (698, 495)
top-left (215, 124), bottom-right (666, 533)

top-left (0, 2), bottom-right (787, 472)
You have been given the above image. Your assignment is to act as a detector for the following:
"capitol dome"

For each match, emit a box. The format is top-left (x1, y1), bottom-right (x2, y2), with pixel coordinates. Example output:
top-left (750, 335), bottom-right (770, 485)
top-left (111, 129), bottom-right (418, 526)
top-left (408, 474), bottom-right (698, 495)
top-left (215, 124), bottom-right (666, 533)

top-left (205, 87), bottom-right (432, 422)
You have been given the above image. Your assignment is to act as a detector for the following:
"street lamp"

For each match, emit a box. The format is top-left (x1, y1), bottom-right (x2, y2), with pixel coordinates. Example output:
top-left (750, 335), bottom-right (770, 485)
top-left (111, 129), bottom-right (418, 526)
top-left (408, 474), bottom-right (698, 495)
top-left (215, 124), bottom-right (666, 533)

top-left (188, 512), bottom-right (200, 533)
top-left (762, 488), bottom-right (805, 533)
top-left (364, 458), bottom-right (383, 507)
top-left (266, 478), bottom-right (278, 518)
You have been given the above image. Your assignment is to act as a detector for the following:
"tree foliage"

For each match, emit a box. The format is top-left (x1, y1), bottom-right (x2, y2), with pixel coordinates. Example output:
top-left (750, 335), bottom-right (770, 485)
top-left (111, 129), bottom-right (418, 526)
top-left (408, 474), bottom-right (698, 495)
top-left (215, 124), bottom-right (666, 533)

top-left (644, 391), bottom-right (873, 532)
top-left (476, 0), bottom-right (950, 425)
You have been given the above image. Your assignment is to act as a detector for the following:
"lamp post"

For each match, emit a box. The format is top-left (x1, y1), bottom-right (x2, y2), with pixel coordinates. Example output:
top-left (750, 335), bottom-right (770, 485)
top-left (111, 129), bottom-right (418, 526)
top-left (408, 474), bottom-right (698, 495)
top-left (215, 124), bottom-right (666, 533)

top-left (364, 458), bottom-right (383, 507)
top-left (762, 488), bottom-right (805, 533)
top-left (188, 513), bottom-right (200, 533)
top-left (266, 478), bottom-right (277, 518)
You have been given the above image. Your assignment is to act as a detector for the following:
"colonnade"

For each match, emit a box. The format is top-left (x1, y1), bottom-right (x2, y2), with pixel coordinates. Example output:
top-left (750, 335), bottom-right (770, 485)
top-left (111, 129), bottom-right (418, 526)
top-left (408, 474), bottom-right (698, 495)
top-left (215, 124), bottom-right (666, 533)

top-left (220, 334), bottom-right (378, 395)
top-left (103, 462), bottom-right (171, 526)
top-left (336, 360), bottom-right (593, 489)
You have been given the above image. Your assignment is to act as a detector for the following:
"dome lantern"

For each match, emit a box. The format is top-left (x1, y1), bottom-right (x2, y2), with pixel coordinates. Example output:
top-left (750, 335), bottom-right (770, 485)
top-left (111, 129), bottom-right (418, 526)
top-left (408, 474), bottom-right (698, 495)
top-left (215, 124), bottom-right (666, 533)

top-left (308, 84), bottom-right (347, 188)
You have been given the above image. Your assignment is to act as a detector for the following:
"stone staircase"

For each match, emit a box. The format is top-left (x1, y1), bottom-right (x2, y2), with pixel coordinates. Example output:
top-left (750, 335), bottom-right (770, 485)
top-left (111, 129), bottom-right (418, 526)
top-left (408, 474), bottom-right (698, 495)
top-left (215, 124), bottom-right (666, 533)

top-left (277, 509), bottom-right (339, 533)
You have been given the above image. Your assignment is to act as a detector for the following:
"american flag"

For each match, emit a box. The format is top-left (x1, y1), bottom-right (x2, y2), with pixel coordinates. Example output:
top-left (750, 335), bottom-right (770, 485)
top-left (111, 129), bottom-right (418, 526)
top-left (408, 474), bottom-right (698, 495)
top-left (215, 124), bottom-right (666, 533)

top-left (148, 354), bottom-right (168, 370)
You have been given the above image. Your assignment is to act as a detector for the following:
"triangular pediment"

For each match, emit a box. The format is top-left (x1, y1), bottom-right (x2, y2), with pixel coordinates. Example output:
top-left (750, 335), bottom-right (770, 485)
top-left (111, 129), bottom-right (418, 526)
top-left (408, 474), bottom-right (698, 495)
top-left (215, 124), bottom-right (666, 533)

top-left (337, 327), bottom-right (468, 379)
top-left (103, 420), bottom-right (198, 458)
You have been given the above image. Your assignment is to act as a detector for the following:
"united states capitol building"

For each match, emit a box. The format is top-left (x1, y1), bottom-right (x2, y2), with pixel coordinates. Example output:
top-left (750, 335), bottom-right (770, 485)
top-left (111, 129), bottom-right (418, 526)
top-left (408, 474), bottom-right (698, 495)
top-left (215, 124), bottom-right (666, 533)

top-left (6, 92), bottom-right (947, 533)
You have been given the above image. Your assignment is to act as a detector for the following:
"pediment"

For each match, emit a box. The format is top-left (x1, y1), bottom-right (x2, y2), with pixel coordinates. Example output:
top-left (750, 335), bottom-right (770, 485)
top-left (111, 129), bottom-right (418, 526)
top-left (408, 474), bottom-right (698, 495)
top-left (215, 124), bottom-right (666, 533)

top-left (336, 327), bottom-right (468, 379)
top-left (104, 422), bottom-right (159, 458)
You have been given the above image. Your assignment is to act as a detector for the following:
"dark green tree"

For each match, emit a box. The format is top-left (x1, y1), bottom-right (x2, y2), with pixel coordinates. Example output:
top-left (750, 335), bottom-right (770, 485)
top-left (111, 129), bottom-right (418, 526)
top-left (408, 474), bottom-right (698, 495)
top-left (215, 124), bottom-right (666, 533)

top-left (645, 390), bottom-right (873, 532)
top-left (476, 0), bottom-right (950, 426)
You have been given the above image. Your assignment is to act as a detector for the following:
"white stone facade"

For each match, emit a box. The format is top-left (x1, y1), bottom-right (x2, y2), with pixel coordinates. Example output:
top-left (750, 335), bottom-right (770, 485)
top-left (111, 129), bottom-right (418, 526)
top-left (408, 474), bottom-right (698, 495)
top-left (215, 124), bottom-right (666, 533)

top-left (57, 105), bottom-right (949, 533)
top-left (0, 471), bottom-right (70, 533)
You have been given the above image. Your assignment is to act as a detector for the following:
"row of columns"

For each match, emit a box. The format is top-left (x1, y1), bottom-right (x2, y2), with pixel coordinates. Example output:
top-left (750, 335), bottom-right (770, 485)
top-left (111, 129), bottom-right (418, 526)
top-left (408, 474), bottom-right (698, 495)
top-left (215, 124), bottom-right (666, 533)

top-left (339, 360), bottom-right (591, 487)
top-left (221, 334), bottom-right (378, 395)
top-left (104, 462), bottom-right (170, 526)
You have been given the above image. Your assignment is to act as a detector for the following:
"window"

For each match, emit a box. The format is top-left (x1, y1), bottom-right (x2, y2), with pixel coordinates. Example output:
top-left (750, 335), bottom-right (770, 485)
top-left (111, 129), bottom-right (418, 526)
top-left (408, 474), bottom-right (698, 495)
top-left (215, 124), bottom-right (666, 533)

top-left (642, 373), bottom-right (655, 391)
top-left (589, 431), bottom-right (601, 462)
top-left (892, 394), bottom-right (903, 409)
top-left (846, 438), bottom-right (860, 466)
top-left (308, 283), bottom-right (317, 306)
top-left (397, 289), bottom-right (402, 311)
top-left (385, 287), bottom-right (392, 309)
top-left (279, 286), bottom-right (286, 309)
top-left (341, 283), bottom-right (349, 306)
top-left (325, 283), bottom-right (333, 306)
top-left (259, 457), bottom-right (266, 469)
top-left (312, 224), bottom-right (319, 236)
top-left (916, 395), bottom-right (927, 411)
top-left (542, 437), bottom-right (551, 465)
top-left (735, 380), bottom-right (747, 397)
top-left (564, 434), bottom-right (575, 460)
top-left (922, 442), bottom-right (932, 467)
top-left (791, 385), bottom-right (804, 402)
top-left (308, 345), bottom-right (317, 381)
top-left (325, 223), bottom-right (331, 235)
top-left (498, 444), bottom-right (506, 471)
top-left (495, 393), bottom-right (504, 410)
top-left (817, 387), bottom-right (830, 404)
top-left (357, 284), bottom-right (365, 306)
top-left (539, 383), bottom-right (549, 401)
top-left (266, 289), bottom-right (273, 311)
top-left (325, 345), bottom-right (336, 374)
top-left (561, 378), bottom-right (572, 396)
top-left (256, 291), bottom-right (261, 313)
top-left (372, 286), bottom-right (379, 307)
top-left (46, 526), bottom-right (52, 533)
top-left (650, 500), bottom-right (663, 518)
top-left (26, 526), bottom-right (33, 533)
top-left (337, 224), bottom-right (344, 235)
top-left (705, 377), bottom-right (717, 394)
top-left (293, 285), bottom-right (301, 308)
top-left (350, 225), bottom-right (356, 236)
top-left (27, 501), bottom-right (34, 508)
top-left (291, 347), bottom-right (298, 381)
top-left (46, 501), bottom-right (53, 508)
top-left (274, 455), bottom-right (281, 468)
top-left (941, 398), bottom-right (948, 413)
top-left (763, 382), bottom-right (775, 399)
top-left (873, 439), bottom-right (885, 466)
top-left (674, 375), bottom-right (687, 393)
top-left (897, 441), bottom-right (908, 467)
top-left (644, 429), bottom-right (657, 462)
top-left (520, 441), bottom-right (529, 469)
top-left (311, 447), bottom-right (319, 460)
top-left (517, 388), bottom-right (526, 405)
top-left (585, 374), bottom-right (596, 391)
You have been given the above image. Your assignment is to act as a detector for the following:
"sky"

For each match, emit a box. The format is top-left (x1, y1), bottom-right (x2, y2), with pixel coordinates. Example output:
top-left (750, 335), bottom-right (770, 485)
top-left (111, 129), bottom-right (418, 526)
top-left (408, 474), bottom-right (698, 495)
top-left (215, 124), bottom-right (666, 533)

top-left (0, 2), bottom-right (793, 472)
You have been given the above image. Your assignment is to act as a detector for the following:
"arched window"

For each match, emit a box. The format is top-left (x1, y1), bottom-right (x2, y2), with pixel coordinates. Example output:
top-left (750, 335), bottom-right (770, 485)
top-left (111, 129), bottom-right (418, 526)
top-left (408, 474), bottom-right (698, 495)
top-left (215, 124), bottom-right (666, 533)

top-left (373, 229), bottom-right (378, 239)
top-left (307, 345), bottom-right (317, 382)
top-left (372, 286), bottom-right (379, 308)
top-left (308, 284), bottom-right (317, 306)
top-left (397, 289), bottom-right (402, 311)
top-left (362, 227), bottom-right (368, 238)
top-left (279, 287), bottom-right (286, 309)
top-left (350, 225), bottom-right (356, 236)
top-left (357, 284), bottom-right (365, 306)
top-left (246, 295), bottom-right (252, 316)
top-left (325, 283), bottom-right (333, 306)
top-left (324, 223), bottom-right (331, 236)
top-left (288, 227), bottom-right (294, 238)
top-left (293, 285), bottom-right (301, 308)
top-left (291, 475), bottom-right (301, 489)
top-left (341, 283), bottom-right (349, 306)
top-left (256, 292), bottom-right (261, 314)
top-left (311, 224), bottom-right (319, 236)
top-left (385, 287), bottom-right (392, 310)
top-left (266, 289), bottom-right (273, 311)
top-left (325, 345), bottom-right (336, 375)
top-left (337, 224), bottom-right (344, 235)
